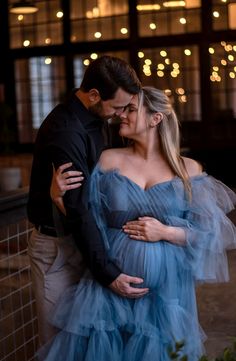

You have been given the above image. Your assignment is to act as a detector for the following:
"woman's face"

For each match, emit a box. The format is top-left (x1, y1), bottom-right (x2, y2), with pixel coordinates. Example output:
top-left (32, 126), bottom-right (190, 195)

top-left (119, 94), bottom-right (148, 140)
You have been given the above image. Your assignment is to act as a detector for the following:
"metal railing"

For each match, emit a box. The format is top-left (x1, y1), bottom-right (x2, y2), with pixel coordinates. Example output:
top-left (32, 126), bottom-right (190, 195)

top-left (0, 188), bottom-right (38, 361)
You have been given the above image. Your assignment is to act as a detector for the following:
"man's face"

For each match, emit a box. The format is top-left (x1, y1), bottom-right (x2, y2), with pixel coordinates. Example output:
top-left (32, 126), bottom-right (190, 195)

top-left (89, 88), bottom-right (134, 121)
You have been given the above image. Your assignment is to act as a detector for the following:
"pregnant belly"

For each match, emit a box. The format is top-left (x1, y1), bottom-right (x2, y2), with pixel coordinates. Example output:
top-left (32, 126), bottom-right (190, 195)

top-left (108, 230), bottom-right (165, 289)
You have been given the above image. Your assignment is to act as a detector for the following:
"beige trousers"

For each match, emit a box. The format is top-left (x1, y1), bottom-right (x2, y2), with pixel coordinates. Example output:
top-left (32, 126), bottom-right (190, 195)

top-left (28, 229), bottom-right (85, 346)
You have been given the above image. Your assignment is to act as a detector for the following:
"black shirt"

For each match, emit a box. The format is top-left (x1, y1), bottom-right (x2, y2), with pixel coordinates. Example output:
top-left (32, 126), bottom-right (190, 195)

top-left (27, 89), bottom-right (121, 286)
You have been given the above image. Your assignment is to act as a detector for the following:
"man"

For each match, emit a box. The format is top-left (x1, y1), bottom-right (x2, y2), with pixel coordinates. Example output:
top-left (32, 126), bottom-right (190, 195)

top-left (27, 55), bottom-right (148, 345)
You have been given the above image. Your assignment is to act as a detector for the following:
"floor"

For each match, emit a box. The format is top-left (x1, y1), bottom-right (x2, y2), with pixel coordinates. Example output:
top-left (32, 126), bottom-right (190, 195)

top-left (197, 208), bottom-right (236, 359)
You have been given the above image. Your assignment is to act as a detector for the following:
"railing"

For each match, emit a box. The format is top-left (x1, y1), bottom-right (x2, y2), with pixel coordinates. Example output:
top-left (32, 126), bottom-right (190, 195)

top-left (0, 188), bottom-right (38, 361)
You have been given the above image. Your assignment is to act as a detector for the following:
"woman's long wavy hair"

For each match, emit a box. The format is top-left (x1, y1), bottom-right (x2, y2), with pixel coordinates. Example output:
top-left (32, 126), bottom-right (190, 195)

top-left (139, 86), bottom-right (191, 199)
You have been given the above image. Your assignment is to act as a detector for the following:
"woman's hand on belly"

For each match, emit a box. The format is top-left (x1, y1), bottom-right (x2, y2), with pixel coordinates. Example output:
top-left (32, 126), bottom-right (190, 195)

top-left (122, 216), bottom-right (166, 242)
top-left (122, 216), bottom-right (186, 245)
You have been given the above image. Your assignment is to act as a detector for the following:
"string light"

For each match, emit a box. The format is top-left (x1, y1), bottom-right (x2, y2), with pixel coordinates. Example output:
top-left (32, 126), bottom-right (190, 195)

top-left (213, 11), bottom-right (220, 18)
top-left (160, 50), bottom-right (167, 57)
top-left (56, 11), bottom-right (63, 18)
top-left (184, 49), bottom-right (191, 56)
top-left (23, 40), bottom-right (30, 47)
top-left (45, 58), bottom-right (52, 65)
top-left (94, 32), bottom-right (102, 38)
top-left (90, 53), bottom-right (98, 60)
top-left (138, 52), bottom-right (144, 58)
top-left (179, 17), bottom-right (186, 24)
top-left (149, 23), bottom-right (157, 30)
top-left (120, 28), bottom-right (128, 34)
top-left (83, 59), bottom-right (90, 66)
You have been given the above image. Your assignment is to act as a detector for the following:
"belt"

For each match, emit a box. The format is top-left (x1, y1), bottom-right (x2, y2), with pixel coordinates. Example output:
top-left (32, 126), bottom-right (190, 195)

top-left (35, 224), bottom-right (58, 238)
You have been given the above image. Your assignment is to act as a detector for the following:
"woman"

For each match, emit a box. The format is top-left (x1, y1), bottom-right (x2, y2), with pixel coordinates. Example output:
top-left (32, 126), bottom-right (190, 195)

top-left (40, 87), bottom-right (236, 361)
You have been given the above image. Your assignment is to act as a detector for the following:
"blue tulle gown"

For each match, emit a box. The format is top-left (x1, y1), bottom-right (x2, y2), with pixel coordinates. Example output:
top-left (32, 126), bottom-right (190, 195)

top-left (38, 166), bottom-right (236, 361)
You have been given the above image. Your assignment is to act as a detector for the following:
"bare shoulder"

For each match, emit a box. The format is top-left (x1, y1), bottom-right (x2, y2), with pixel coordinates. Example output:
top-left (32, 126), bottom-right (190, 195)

top-left (98, 148), bottom-right (128, 171)
top-left (182, 156), bottom-right (203, 177)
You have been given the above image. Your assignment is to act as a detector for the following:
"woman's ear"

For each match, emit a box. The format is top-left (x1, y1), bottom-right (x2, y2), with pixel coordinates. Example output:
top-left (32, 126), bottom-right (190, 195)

top-left (88, 88), bottom-right (101, 103)
top-left (150, 112), bottom-right (163, 127)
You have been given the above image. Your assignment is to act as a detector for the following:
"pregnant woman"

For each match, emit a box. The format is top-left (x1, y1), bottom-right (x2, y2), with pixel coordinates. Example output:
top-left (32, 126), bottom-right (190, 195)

top-left (40, 87), bottom-right (236, 361)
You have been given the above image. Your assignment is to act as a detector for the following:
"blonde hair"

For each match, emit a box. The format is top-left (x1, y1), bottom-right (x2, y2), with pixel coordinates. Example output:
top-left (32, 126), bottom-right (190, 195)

top-left (139, 86), bottom-right (191, 199)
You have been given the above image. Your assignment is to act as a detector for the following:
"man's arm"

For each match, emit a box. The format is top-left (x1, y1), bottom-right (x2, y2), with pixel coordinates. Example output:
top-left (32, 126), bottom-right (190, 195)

top-left (50, 155), bottom-right (149, 296)
top-left (51, 134), bottom-right (148, 297)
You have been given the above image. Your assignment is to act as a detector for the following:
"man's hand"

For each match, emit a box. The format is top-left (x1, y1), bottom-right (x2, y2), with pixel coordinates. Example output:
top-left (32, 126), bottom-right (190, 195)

top-left (50, 162), bottom-right (84, 215)
top-left (109, 273), bottom-right (149, 298)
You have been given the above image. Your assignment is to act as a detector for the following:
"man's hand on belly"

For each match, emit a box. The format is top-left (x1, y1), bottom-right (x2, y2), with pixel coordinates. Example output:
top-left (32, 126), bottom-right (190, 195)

top-left (109, 273), bottom-right (149, 298)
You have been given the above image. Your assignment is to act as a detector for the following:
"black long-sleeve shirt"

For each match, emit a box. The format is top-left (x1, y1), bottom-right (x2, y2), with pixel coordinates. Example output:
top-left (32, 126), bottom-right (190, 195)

top-left (27, 89), bottom-right (121, 286)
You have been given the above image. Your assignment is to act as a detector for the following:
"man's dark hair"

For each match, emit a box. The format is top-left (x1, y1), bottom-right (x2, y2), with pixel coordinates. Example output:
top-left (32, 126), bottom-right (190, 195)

top-left (80, 55), bottom-right (141, 100)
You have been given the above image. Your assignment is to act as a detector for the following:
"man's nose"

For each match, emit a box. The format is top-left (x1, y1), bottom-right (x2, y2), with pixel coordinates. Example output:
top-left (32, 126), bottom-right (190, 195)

top-left (115, 108), bottom-right (124, 116)
top-left (119, 108), bottom-right (127, 118)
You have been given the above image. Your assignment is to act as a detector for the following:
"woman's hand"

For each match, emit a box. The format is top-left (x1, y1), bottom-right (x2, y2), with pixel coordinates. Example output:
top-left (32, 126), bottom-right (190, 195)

top-left (123, 216), bottom-right (186, 245)
top-left (50, 162), bottom-right (84, 215)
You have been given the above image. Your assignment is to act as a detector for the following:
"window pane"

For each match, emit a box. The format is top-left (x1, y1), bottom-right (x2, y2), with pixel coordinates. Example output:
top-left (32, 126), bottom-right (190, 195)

top-left (209, 42), bottom-right (236, 119)
top-left (74, 51), bottom-right (129, 87)
top-left (9, 0), bottom-right (63, 48)
top-left (212, 0), bottom-right (236, 30)
top-left (138, 0), bottom-right (201, 37)
top-left (15, 57), bottom-right (66, 143)
top-left (137, 46), bottom-right (200, 121)
top-left (70, 0), bottom-right (129, 42)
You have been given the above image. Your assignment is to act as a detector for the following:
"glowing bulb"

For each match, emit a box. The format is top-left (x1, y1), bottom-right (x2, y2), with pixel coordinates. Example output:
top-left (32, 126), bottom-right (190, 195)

top-left (176, 88), bottom-right (185, 95)
top-left (221, 59), bottom-right (227, 66)
top-left (45, 58), bottom-right (52, 65)
top-left (208, 47), bottom-right (215, 54)
top-left (90, 53), bottom-right (98, 60)
top-left (160, 50), bottom-right (167, 57)
top-left (23, 40), bottom-right (30, 47)
top-left (213, 11), bottom-right (220, 18)
top-left (179, 17), bottom-right (186, 24)
top-left (184, 49), bottom-right (191, 56)
top-left (45, 38), bottom-right (51, 44)
top-left (94, 32), bottom-right (102, 38)
top-left (56, 11), bottom-right (63, 18)
top-left (138, 52), bottom-right (144, 58)
top-left (120, 28), bottom-right (128, 34)
top-left (149, 23), bottom-right (156, 30)
top-left (164, 89), bottom-right (172, 96)
top-left (157, 63), bottom-right (165, 70)
top-left (172, 63), bottom-right (179, 69)
top-left (157, 71), bottom-right (164, 77)
top-left (144, 59), bottom-right (152, 65)
top-left (18, 15), bottom-right (23, 21)
top-left (83, 59), bottom-right (90, 66)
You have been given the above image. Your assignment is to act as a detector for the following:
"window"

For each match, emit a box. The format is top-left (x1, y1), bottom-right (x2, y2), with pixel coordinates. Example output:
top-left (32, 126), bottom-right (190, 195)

top-left (74, 51), bottom-right (129, 86)
top-left (70, 0), bottom-right (129, 42)
top-left (137, 0), bottom-right (201, 37)
top-left (212, 0), bottom-right (236, 30)
top-left (137, 46), bottom-right (200, 121)
top-left (209, 41), bottom-right (236, 119)
top-left (9, 0), bottom-right (63, 48)
top-left (15, 57), bottom-right (66, 142)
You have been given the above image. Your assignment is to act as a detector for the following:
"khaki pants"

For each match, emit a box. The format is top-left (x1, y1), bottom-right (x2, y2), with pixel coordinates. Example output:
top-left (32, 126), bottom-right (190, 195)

top-left (28, 229), bottom-right (85, 346)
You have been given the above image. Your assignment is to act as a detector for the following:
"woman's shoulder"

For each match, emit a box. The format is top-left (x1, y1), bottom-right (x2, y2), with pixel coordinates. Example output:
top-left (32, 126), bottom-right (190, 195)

top-left (182, 156), bottom-right (203, 177)
top-left (98, 147), bottom-right (130, 170)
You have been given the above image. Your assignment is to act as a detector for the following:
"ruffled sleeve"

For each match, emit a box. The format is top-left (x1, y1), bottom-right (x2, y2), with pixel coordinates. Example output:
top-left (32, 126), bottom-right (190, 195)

top-left (89, 165), bottom-right (110, 251)
top-left (171, 174), bottom-right (236, 283)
